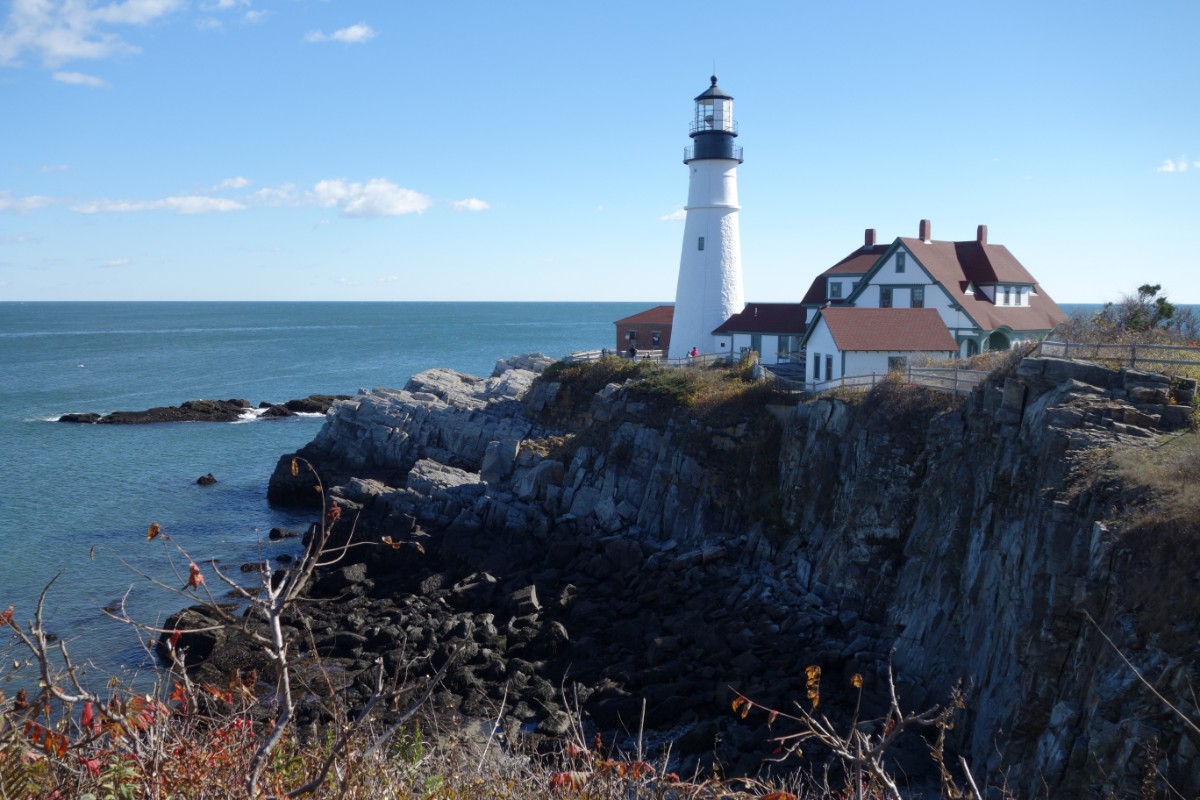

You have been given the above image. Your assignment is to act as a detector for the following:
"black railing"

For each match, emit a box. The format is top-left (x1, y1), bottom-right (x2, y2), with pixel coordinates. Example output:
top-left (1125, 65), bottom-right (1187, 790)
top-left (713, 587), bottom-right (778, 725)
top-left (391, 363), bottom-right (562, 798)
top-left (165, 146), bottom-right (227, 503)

top-left (683, 144), bottom-right (744, 162)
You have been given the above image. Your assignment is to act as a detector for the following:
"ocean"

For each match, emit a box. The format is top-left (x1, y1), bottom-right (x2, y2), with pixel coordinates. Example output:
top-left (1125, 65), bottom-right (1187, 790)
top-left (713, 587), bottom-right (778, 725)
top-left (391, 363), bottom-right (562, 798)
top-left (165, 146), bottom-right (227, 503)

top-left (0, 301), bottom-right (648, 686)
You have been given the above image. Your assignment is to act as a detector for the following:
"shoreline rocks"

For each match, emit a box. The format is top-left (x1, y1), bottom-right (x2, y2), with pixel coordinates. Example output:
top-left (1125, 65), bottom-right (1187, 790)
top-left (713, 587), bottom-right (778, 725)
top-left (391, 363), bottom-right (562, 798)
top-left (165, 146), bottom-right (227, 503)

top-left (176, 354), bottom-right (1199, 795)
top-left (58, 394), bottom-right (352, 424)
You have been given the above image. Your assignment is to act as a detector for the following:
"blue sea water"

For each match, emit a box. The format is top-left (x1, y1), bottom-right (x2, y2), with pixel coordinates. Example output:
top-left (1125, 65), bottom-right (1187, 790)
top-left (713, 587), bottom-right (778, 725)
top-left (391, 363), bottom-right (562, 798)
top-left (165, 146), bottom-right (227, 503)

top-left (0, 301), bottom-right (647, 685)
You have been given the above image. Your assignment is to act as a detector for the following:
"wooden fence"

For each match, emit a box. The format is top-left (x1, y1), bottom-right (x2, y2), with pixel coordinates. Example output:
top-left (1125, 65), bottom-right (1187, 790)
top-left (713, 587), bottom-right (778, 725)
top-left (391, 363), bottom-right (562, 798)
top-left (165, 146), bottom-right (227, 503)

top-left (785, 367), bottom-right (990, 398)
top-left (1035, 340), bottom-right (1200, 372)
top-left (564, 349), bottom-right (731, 368)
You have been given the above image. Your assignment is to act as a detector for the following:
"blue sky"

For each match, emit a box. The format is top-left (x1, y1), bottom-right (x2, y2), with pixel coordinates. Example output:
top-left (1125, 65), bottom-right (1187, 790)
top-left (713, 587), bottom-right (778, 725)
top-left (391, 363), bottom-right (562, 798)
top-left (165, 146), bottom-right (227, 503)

top-left (1, 1), bottom-right (1197, 303)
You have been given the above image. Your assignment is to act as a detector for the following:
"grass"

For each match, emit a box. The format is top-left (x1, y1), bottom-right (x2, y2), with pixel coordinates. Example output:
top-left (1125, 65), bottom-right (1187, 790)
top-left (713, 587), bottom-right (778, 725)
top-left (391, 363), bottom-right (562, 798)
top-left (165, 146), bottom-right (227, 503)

top-left (1107, 430), bottom-right (1200, 642)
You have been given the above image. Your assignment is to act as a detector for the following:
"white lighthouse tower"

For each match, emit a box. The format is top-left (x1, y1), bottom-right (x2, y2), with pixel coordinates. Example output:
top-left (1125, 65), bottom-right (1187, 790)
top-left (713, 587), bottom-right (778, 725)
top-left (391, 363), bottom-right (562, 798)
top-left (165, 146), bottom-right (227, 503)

top-left (668, 76), bottom-right (745, 360)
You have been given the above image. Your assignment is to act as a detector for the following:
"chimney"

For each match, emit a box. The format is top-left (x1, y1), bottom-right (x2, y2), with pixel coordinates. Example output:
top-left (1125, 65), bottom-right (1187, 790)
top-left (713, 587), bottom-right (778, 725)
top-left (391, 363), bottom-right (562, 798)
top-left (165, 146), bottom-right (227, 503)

top-left (918, 219), bottom-right (931, 242)
top-left (864, 228), bottom-right (876, 249)
top-left (977, 224), bottom-right (988, 245)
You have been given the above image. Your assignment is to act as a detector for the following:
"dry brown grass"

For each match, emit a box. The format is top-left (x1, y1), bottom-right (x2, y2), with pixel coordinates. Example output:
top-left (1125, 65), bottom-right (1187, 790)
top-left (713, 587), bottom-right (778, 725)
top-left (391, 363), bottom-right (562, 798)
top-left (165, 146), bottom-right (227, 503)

top-left (1108, 431), bottom-right (1200, 639)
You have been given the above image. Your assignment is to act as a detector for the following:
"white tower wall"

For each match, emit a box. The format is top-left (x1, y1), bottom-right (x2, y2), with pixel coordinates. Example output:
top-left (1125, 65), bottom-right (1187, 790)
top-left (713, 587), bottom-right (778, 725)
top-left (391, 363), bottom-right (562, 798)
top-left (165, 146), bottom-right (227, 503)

top-left (670, 159), bottom-right (745, 359)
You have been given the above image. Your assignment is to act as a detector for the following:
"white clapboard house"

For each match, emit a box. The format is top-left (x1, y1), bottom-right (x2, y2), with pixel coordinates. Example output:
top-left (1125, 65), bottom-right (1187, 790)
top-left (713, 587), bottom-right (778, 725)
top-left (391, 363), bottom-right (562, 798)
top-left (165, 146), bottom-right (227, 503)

top-left (798, 220), bottom-right (1066, 388)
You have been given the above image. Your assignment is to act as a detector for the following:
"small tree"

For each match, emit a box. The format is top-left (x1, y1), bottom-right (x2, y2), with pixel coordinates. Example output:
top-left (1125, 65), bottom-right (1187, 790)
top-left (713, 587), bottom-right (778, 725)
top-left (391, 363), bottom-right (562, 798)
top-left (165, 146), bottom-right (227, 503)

top-left (1055, 284), bottom-right (1198, 345)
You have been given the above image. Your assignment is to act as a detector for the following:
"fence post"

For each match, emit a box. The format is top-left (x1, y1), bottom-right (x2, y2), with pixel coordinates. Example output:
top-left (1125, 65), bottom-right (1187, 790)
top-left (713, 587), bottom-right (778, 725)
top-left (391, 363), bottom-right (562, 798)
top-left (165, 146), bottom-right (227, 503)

top-left (954, 369), bottom-right (960, 395)
top-left (1131, 344), bottom-right (1137, 370)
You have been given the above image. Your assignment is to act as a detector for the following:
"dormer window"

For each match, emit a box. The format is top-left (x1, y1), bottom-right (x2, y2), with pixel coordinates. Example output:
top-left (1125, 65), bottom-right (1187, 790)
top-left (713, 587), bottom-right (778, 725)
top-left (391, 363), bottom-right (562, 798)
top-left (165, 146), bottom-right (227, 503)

top-left (829, 281), bottom-right (843, 299)
top-left (1002, 287), bottom-right (1012, 305)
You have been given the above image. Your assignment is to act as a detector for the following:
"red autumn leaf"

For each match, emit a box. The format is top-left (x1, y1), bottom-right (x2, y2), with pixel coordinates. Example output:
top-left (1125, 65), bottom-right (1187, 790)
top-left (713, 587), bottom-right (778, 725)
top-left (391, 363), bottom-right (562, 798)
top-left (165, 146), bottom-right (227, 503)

top-left (762, 793), bottom-right (797, 800)
top-left (326, 504), bottom-right (342, 524)
top-left (169, 629), bottom-right (183, 649)
top-left (184, 563), bottom-right (204, 590)
top-left (0, 605), bottom-right (13, 627)
top-left (147, 522), bottom-right (162, 541)
top-left (80, 701), bottom-right (95, 731)
top-left (14, 687), bottom-right (29, 711)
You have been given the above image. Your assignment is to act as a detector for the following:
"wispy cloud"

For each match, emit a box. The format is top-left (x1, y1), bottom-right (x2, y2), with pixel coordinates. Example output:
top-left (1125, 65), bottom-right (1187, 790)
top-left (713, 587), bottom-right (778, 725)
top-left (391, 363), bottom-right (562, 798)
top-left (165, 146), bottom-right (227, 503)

top-left (0, 0), bottom-right (185, 68)
top-left (659, 208), bottom-right (686, 221)
top-left (101, 257), bottom-right (130, 268)
top-left (310, 178), bottom-right (430, 217)
top-left (214, 176), bottom-right (251, 190)
top-left (53, 70), bottom-right (109, 87)
top-left (452, 197), bottom-right (490, 212)
top-left (72, 195), bottom-right (245, 214)
top-left (304, 23), bottom-right (376, 44)
top-left (1156, 157), bottom-right (1196, 173)
top-left (0, 191), bottom-right (57, 213)
top-left (39, 163), bottom-right (70, 173)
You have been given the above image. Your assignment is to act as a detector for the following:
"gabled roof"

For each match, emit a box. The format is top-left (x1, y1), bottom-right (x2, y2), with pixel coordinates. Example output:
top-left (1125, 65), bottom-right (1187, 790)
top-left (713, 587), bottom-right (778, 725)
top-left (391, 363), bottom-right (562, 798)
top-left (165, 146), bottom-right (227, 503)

top-left (713, 303), bottom-right (807, 334)
top-left (890, 237), bottom-right (1066, 333)
top-left (615, 305), bottom-right (674, 326)
top-left (800, 244), bottom-right (888, 306)
top-left (818, 307), bottom-right (958, 352)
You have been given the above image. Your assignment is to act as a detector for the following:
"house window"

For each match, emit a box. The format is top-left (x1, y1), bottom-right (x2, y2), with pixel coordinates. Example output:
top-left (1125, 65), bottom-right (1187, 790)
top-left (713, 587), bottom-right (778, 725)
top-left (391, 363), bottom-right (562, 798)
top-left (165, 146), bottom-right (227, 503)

top-left (1002, 286), bottom-right (1011, 305)
top-left (777, 336), bottom-right (791, 360)
top-left (626, 330), bottom-right (637, 343)
top-left (880, 287), bottom-right (893, 308)
top-left (829, 281), bottom-right (842, 299)
top-left (651, 331), bottom-right (661, 348)
top-left (888, 356), bottom-right (908, 372)
top-left (813, 353), bottom-right (821, 381)
top-left (896, 252), bottom-right (906, 273)
top-left (825, 354), bottom-right (833, 381)
top-left (911, 286), bottom-right (924, 308)
top-left (698, 237), bottom-right (705, 251)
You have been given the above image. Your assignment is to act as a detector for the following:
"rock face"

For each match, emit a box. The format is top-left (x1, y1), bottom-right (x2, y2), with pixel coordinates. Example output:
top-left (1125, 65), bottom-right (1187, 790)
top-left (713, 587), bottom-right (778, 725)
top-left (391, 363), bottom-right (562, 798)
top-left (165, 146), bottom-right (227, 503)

top-left (245, 354), bottom-right (1197, 794)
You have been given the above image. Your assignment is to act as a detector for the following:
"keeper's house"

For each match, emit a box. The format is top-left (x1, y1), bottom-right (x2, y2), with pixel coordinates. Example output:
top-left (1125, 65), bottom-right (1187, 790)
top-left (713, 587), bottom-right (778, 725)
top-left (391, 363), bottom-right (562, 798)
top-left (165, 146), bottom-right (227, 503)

top-left (798, 220), bottom-right (1066, 386)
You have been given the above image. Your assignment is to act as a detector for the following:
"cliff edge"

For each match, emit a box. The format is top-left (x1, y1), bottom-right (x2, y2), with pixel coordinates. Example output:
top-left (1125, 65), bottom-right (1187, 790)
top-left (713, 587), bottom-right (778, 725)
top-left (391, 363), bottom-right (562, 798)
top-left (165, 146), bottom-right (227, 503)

top-left (252, 353), bottom-right (1198, 796)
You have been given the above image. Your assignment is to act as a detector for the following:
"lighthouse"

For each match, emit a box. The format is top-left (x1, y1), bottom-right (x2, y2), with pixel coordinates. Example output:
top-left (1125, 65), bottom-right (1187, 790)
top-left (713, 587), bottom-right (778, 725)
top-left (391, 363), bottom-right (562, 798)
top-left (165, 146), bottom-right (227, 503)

top-left (668, 76), bottom-right (745, 360)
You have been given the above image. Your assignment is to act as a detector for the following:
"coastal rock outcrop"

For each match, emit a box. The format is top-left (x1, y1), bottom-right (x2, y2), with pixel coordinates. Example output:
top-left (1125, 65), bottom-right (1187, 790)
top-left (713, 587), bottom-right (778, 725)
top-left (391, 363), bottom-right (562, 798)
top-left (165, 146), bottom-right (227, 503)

top-left (241, 353), bottom-right (1198, 794)
top-left (58, 394), bottom-right (351, 424)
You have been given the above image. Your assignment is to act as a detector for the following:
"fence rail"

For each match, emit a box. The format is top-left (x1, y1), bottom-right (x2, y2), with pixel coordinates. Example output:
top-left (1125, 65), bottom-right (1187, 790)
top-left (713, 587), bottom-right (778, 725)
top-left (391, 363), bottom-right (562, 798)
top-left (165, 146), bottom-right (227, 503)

top-left (793, 366), bottom-right (990, 398)
top-left (1035, 340), bottom-right (1200, 370)
top-left (564, 349), bottom-right (731, 367)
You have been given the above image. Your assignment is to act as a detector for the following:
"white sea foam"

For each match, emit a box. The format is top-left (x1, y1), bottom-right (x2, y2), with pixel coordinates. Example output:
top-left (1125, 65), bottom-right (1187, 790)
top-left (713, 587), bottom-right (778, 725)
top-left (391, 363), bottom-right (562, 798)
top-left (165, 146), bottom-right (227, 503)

top-left (234, 407), bottom-right (268, 424)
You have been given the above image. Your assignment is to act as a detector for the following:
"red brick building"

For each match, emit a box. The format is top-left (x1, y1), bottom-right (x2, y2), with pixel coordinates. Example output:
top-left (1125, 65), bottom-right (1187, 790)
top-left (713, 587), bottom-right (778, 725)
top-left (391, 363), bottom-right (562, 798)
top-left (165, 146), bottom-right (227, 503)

top-left (613, 305), bottom-right (674, 353)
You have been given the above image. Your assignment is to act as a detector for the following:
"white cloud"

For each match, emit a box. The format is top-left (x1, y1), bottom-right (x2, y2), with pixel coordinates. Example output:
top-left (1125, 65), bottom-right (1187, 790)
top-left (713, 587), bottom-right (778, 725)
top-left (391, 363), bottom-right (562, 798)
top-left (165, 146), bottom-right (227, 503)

top-left (310, 178), bottom-right (431, 217)
top-left (53, 70), bottom-right (109, 87)
top-left (304, 23), bottom-right (376, 44)
top-left (1156, 157), bottom-right (1190, 173)
top-left (0, 0), bottom-right (185, 68)
top-left (0, 191), bottom-right (57, 213)
top-left (214, 176), bottom-right (251, 190)
top-left (659, 208), bottom-right (686, 221)
top-left (250, 183), bottom-right (299, 206)
top-left (101, 257), bottom-right (130, 268)
top-left (39, 163), bottom-right (70, 173)
top-left (72, 195), bottom-right (245, 214)
top-left (452, 197), bottom-right (490, 212)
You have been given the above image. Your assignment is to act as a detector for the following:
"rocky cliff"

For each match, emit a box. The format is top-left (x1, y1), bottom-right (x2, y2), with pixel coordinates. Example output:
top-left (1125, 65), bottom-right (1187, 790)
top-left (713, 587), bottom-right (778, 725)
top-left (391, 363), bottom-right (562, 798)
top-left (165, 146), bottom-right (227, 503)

top-left (254, 353), bottom-right (1199, 796)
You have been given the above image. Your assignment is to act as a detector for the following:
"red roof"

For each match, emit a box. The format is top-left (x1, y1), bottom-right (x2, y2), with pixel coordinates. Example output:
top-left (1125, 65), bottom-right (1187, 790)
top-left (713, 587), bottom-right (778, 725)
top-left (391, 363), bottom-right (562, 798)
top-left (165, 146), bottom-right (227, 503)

top-left (614, 305), bottom-right (674, 326)
top-left (896, 238), bottom-right (1065, 332)
top-left (820, 307), bottom-right (958, 352)
top-left (713, 303), bottom-right (808, 334)
top-left (800, 244), bottom-right (888, 306)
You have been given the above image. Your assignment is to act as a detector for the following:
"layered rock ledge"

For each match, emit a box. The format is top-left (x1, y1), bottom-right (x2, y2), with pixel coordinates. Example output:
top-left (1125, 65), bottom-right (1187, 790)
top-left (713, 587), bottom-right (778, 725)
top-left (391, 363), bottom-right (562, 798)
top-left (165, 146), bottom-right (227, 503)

top-left (182, 353), bottom-right (1196, 794)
